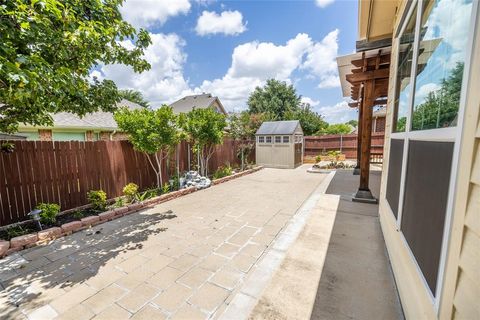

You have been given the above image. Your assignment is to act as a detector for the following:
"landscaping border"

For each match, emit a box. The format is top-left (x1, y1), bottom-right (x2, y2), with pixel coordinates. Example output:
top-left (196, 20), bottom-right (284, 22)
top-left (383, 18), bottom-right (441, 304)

top-left (0, 166), bottom-right (263, 258)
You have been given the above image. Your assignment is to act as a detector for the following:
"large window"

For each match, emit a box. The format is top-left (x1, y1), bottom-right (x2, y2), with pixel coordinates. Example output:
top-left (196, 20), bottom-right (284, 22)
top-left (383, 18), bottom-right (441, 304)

top-left (411, 0), bottom-right (472, 130)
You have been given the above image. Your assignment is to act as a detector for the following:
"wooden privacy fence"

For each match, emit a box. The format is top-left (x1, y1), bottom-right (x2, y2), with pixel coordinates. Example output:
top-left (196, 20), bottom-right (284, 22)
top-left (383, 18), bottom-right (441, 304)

top-left (304, 133), bottom-right (385, 159)
top-left (0, 139), bottom-right (254, 227)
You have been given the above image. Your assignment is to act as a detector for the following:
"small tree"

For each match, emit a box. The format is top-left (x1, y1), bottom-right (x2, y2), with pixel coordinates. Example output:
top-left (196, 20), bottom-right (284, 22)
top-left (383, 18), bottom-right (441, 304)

top-left (115, 106), bottom-right (179, 188)
top-left (180, 108), bottom-right (227, 176)
top-left (229, 111), bottom-right (261, 170)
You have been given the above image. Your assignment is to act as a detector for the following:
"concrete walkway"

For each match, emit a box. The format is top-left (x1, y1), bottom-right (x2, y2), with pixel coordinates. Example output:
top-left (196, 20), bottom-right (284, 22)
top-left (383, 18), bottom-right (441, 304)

top-left (249, 170), bottom-right (404, 320)
top-left (0, 166), bottom-right (325, 320)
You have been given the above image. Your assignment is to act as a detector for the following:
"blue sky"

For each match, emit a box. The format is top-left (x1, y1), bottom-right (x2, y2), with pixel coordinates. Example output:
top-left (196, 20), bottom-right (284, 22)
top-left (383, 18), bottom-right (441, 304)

top-left (93, 0), bottom-right (359, 123)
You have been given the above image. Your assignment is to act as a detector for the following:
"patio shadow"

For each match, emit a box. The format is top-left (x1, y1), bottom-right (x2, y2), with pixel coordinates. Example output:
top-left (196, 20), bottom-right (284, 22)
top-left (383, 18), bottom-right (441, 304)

top-left (0, 209), bottom-right (177, 319)
top-left (310, 170), bottom-right (404, 320)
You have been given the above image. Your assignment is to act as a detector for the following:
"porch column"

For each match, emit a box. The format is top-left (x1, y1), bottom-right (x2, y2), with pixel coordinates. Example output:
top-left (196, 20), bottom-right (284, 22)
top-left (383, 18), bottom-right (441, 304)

top-left (353, 87), bottom-right (364, 175)
top-left (353, 80), bottom-right (377, 203)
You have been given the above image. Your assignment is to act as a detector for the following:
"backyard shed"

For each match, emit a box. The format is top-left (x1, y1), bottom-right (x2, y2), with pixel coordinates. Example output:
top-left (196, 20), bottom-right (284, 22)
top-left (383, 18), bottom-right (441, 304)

top-left (255, 120), bottom-right (303, 169)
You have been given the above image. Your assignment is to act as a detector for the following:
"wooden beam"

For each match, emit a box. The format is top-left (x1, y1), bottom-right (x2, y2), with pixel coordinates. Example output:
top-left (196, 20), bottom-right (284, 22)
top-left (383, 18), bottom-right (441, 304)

top-left (351, 54), bottom-right (390, 68)
top-left (346, 68), bottom-right (390, 83)
top-left (355, 86), bottom-right (364, 174)
top-left (348, 98), bottom-right (387, 108)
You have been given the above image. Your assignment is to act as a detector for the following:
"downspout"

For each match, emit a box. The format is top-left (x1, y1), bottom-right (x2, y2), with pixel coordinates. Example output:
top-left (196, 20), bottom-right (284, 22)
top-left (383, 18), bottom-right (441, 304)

top-left (109, 130), bottom-right (116, 141)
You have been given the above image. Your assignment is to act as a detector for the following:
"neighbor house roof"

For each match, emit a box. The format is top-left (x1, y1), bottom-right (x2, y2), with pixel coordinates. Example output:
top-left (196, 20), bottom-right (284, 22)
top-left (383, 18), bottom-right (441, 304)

top-left (19, 99), bottom-right (143, 131)
top-left (256, 120), bottom-right (302, 135)
top-left (169, 93), bottom-right (227, 115)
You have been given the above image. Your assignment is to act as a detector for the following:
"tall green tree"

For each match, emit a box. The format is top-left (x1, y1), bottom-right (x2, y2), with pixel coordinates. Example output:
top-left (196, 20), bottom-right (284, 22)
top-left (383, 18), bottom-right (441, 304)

top-left (0, 0), bottom-right (151, 133)
top-left (247, 79), bottom-right (301, 119)
top-left (411, 62), bottom-right (464, 130)
top-left (114, 106), bottom-right (179, 188)
top-left (318, 123), bottom-right (352, 135)
top-left (284, 103), bottom-right (328, 136)
top-left (180, 108), bottom-right (227, 176)
top-left (119, 89), bottom-right (150, 108)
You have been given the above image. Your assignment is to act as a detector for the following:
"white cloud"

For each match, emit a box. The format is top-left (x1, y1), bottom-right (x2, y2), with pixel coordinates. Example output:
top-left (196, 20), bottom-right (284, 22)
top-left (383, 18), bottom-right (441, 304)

top-left (196, 10), bottom-right (247, 36)
top-left (94, 30), bottom-right (342, 113)
top-left (315, 0), bottom-right (335, 8)
top-left (302, 29), bottom-right (340, 88)
top-left (120, 0), bottom-right (191, 28)
top-left (414, 82), bottom-right (440, 104)
top-left (94, 33), bottom-right (190, 106)
top-left (316, 100), bottom-right (357, 123)
top-left (228, 33), bottom-right (312, 80)
top-left (301, 96), bottom-right (320, 107)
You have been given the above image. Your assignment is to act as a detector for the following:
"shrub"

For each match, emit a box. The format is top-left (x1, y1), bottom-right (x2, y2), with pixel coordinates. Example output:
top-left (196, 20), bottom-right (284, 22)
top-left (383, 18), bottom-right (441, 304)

top-left (87, 190), bottom-right (107, 211)
top-left (36, 203), bottom-right (61, 225)
top-left (161, 183), bottom-right (170, 194)
top-left (123, 183), bottom-right (139, 203)
top-left (315, 155), bottom-right (322, 163)
top-left (73, 210), bottom-right (84, 219)
top-left (213, 164), bottom-right (233, 179)
top-left (114, 197), bottom-right (125, 208)
top-left (6, 225), bottom-right (32, 239)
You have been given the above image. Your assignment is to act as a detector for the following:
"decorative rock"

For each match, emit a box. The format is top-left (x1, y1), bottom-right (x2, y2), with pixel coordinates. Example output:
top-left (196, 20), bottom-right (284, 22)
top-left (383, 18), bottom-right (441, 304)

top-left (61, 221), bottom-right (83, 233)
top-left (10, 233), bottom-right (38, 248)
top-left (0, 240), bottom-right (10, 256)
top-left (37, 227), bottom-right (62, 241)
top-left (98, 210), bottom-right (115, 221)
top-left (81, 215), bottom-right (100, 226)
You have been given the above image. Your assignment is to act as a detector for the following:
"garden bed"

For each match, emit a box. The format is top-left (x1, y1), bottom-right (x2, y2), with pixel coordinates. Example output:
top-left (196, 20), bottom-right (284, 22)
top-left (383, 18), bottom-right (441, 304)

top-left (0, 166), bottom-right (263, 258)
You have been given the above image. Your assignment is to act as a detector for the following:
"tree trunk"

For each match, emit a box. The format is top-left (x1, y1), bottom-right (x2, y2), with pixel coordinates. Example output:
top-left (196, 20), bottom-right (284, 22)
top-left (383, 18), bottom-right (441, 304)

top-left (154, 151), bottom-right (163, 188)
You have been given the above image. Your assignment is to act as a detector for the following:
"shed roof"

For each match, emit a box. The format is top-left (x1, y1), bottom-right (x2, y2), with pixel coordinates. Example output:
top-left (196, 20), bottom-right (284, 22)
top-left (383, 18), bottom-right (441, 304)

top-left (256, 120), bottom-right (301, 135)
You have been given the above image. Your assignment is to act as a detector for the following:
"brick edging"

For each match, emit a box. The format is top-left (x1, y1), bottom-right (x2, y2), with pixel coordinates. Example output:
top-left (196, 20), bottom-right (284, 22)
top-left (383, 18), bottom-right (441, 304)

top-left (0, 166), bottom-right (263, 259)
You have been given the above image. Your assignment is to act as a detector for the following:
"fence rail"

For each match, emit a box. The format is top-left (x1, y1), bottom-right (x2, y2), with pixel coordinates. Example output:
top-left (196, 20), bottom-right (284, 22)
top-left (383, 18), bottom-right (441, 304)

top-left (0, 139), bottom-right (253, 226)
top-left (303, 133), bottom-right (385, 159)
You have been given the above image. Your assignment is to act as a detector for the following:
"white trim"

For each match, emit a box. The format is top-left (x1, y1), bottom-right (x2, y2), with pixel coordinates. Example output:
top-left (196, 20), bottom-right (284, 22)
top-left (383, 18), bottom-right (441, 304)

top-left (407, 127), bottom-right (457, 142)
top-left (435, 0), bottom-right (479, 312)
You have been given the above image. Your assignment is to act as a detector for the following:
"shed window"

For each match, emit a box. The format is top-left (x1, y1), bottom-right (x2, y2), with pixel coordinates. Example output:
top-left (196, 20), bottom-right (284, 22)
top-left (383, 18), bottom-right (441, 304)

top-left (266, 136), bottom-right (272, 143)
top-left (258, 136), bottom-right (265, 143)
top-left (283, 136), bottom-right (290, 143)
top-left (275, 136), bottom-right (281, 143)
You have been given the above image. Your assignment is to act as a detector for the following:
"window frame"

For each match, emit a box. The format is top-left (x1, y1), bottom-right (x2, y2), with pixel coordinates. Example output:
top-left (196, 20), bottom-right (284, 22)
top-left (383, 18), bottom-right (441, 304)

top-left (283, 136), bottom-right (290, 143)
top-left (265, 136), bottom-right (272, 143)
top-left (275, 136), bottom-right (282, 143)
top-left (386, 0), bottom-right (478, 311)
top-left (258, 136), bottom-right (265, 143)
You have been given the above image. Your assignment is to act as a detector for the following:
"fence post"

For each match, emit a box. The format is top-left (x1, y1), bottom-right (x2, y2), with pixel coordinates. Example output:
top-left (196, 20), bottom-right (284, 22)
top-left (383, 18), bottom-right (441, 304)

top-left (340, 134), bottom-right (343, 153)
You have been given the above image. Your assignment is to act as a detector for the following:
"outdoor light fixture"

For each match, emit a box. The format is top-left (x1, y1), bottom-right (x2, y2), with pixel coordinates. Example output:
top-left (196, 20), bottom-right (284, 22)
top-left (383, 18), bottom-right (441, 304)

top-left (28, 209), bottom-right (43, 230)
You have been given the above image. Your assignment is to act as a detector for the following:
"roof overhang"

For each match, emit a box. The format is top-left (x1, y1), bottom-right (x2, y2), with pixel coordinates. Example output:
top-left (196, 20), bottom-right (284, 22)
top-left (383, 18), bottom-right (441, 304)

top-left (358, 0), bottom-right (399, 46)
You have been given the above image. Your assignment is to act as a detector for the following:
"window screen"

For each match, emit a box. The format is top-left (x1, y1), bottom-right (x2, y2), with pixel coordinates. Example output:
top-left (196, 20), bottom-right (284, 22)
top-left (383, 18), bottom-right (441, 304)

top-left (266, 136), bottom-right (272, 143)
top-left (258, 136), bottom-right (264, 143)
top-left (275, 136), bottom-right (281, 143)
top-left (400, 140), bottom-right (454, 294)
top-left (283, 136), bottom-right (290, 143)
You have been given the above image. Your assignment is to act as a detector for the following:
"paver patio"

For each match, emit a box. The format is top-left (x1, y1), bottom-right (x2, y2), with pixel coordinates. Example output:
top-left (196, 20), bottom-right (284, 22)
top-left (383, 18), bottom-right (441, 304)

top-left (0, 166), bottom-right (326, 320)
